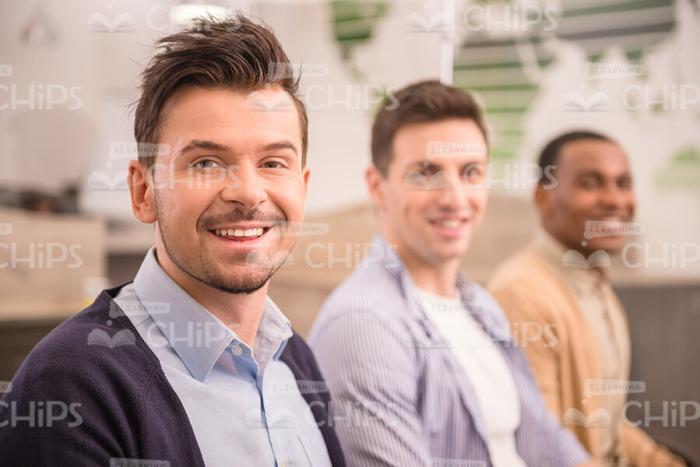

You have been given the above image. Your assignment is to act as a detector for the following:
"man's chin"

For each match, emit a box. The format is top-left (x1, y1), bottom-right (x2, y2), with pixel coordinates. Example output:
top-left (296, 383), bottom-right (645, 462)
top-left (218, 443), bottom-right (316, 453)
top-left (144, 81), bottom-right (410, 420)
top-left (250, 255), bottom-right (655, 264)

top-left (425, 242), bottom-right (470, 265)
top-left (586, 236), bottom-right (626, 254)
top-left (205, 271), bottom-right (271, 294)
top-left (194, 260), bottom-right (274, 293)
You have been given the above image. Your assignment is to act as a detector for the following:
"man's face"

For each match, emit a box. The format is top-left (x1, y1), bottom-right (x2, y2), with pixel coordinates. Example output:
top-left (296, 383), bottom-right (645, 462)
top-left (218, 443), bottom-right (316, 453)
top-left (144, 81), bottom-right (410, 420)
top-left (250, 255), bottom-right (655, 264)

top-left (145, 86), bottom-right (308, 293)
top-left (538, 139), bottom-right (636, 254)
top-left (369, 118), bottom-right (489, 266)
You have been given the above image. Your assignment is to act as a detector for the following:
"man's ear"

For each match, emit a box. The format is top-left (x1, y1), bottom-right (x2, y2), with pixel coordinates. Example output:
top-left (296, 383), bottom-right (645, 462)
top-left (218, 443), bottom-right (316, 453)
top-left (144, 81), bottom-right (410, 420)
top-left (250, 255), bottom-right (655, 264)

top-left (534, 182), bottom-right (551, 217)
top-left (128, 160), bottom-right (157, 224)
top-left (365, 164), bottom-right (387, 211)
top-left (302, 166), bottom-right (311, 193)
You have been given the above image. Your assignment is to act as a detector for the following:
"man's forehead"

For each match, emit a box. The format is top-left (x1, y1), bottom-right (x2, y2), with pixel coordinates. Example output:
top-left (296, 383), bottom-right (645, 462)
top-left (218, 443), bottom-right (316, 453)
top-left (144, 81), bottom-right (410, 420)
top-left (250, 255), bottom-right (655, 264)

top-left (157, 87), bottom-right (301, 150)
top-left (393, 126), bottom-right (488, 167)
top-left (160, 86), bottom-right (299, 130)
top-left (559, 139), bottom-right (630, 171)
top-left (170, 124), bottom-right (298, 143)
top-left (396, 119), bottom-right (486, 142)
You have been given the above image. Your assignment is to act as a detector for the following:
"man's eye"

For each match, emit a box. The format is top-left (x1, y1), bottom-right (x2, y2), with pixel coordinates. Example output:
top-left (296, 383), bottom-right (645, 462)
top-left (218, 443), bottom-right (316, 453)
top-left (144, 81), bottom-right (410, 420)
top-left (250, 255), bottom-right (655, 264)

top-left (618, 178), bottom-right (632, 190)
top-left (463, 165), bottom-right (484, 182)
top-left (261, 160), bottom-right (286, 169)
top-left (579, 178), bottom-right (599, 189)
top-left (417, 166), bottom-right (435, 176)
top-left (191, 159), bottom-right (222, 169)
top-left (404, 170), bottom-right (429, 186)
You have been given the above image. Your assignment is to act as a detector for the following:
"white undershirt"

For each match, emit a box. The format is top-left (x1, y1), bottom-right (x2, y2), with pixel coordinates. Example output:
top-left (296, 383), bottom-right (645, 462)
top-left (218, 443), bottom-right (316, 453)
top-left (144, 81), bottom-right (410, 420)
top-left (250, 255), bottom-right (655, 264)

top-left (416, 288), bottom-right (526, 467)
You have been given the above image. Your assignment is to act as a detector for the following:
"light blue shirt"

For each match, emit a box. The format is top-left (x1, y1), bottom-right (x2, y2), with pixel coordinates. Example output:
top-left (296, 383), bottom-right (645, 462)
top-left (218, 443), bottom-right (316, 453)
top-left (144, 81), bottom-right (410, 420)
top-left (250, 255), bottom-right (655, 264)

top-left (114, 247), bottom-right (331, 467)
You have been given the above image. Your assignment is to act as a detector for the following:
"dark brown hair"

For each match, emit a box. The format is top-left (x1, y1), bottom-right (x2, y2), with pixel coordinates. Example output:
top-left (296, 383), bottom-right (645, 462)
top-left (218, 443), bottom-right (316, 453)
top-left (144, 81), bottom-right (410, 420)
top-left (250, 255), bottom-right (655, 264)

top-left (371, 80), bottom-right (488, 175)
top-left (134, 15), bottom-right (307, 167)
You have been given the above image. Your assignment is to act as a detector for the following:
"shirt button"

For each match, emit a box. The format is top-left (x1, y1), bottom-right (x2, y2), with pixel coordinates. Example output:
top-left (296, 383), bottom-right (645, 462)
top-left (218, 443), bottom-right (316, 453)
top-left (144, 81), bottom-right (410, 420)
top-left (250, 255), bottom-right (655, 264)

top-left (231, 344), bottom-right (243, 356)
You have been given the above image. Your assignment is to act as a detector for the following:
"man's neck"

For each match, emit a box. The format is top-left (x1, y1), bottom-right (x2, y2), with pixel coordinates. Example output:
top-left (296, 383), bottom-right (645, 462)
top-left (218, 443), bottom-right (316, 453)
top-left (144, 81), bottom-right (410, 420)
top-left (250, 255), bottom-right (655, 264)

top-left (404, 259), bottom-right (461, 298)
top-left (388, 242), bottom-right (461, 298)
top-left (538, 227), bottom-right (612, 278)
top-left (154, 246), bottom-right (266, 349)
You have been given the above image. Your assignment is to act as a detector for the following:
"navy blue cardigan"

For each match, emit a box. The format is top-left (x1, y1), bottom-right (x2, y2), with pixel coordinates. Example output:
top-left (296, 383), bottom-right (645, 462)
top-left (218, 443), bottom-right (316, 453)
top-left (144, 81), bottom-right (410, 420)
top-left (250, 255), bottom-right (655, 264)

top-left (0, 285), bottom-right (346, 467)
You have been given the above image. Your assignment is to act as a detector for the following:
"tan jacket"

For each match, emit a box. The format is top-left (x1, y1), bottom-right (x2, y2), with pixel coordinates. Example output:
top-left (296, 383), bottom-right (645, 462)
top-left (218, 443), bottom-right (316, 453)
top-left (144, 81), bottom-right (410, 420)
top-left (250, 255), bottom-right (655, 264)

top-left (489, 242), bottom-right (684, 467)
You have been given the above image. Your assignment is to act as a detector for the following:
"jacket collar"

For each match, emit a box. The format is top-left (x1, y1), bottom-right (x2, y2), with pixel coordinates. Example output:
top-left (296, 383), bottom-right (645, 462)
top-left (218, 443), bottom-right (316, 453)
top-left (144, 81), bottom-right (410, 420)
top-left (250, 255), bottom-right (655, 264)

top-left (533, 229), bottom-right (609, 295)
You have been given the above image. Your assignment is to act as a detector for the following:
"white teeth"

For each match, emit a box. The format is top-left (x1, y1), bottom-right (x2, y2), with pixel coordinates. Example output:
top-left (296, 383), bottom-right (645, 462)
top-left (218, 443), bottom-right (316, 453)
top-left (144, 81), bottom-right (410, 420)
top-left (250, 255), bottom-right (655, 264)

top-left (214, 228), bottom-right (264, 238)
top-left (439, 220), bottom-right (461, 229)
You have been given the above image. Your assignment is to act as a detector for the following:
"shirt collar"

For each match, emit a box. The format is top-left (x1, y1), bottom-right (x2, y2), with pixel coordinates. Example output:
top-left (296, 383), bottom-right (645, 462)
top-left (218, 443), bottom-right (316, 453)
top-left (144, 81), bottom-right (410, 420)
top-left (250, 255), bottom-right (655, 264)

top-left (370, 234), bottom-right (512, 343)
top-left (532, 228), bottom-right (608, 293)
top-left (255, 294), bottom-right (294, 366)
top-left (132, 247), bottom-right (292, 381)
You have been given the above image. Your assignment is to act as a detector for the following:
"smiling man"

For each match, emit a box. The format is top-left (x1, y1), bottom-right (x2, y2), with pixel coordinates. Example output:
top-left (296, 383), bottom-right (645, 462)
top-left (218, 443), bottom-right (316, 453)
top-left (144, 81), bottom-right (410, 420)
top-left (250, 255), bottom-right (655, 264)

top-left (489, 131), bottom-right (684, 466)
top-left (308, 81), bottom-right (591, 466)
top-left (0, 16), bottom-right (344, 467)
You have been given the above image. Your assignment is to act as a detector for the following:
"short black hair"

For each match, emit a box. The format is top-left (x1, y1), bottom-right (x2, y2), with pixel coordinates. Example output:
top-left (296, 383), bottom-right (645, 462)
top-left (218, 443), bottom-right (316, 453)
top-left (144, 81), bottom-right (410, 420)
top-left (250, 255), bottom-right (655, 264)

top-left (537, 130), bottom-right (616, 183)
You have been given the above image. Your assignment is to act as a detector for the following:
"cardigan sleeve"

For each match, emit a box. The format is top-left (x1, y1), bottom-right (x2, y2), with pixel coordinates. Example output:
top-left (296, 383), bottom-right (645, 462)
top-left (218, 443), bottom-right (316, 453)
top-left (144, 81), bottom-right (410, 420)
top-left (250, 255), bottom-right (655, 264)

top-left (0, 342), bottom-right (134, 466)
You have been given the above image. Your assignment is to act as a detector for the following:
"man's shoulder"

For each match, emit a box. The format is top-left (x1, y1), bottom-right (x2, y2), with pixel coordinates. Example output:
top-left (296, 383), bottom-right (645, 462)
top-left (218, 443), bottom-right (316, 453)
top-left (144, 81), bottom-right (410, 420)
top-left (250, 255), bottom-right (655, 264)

top-left (326, 258), bottom-right (402, 310)
top-left (0, 288), bottom-right (204, 467)
top-left (489, 247), bottom-right (582, 327)
top-left (281, 331), bottom-right (315, 368)
top-left (7, 288), bottom-right (160, 403)
top-left (489, 246), bottom-right (558, 293)
top-left (312, 259), bottom-right (406, 332)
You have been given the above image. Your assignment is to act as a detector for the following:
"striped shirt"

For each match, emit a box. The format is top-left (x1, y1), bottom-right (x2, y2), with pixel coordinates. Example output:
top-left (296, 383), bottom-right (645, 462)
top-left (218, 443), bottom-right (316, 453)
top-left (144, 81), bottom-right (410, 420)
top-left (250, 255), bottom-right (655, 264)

top-left (309, 235), bottom-right (589, 467)
top-left (415, 288), bottom-right (526, 467)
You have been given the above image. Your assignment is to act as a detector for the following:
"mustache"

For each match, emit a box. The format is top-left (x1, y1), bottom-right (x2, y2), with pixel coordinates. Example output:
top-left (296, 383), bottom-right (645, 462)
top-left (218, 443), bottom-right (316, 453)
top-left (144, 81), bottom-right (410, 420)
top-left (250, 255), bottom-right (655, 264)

top-left (199, 208), bottom-right (285, 229)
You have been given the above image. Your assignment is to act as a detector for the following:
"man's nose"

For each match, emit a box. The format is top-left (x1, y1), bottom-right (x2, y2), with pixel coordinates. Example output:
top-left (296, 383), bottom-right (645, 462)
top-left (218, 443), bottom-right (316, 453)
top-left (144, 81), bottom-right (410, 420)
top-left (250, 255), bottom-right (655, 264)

top-left (437, 171), bottom-right (468, 210)
top-left (599, 183), bottom-right (628, 212)
top-left (220, 162), bottom-right (267, 208)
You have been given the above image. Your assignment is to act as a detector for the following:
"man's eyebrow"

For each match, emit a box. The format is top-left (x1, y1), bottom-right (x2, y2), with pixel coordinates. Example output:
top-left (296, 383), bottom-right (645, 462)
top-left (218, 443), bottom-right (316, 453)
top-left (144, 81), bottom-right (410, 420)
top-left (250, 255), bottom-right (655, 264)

top-left (575, 168), bottom-right (632, 179)
top-left (177, 139), bottom-right (299, 157)
top-left (261, 141), bottom-right (298, 155)
top-left (575, 168), bottom-right (605, 178)
top-left (178, 140), bottom-right (231, 154)
top-left (408, 160), bottom-right (440, 170)
top-left (460, 160), bottom-right (486, 167)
